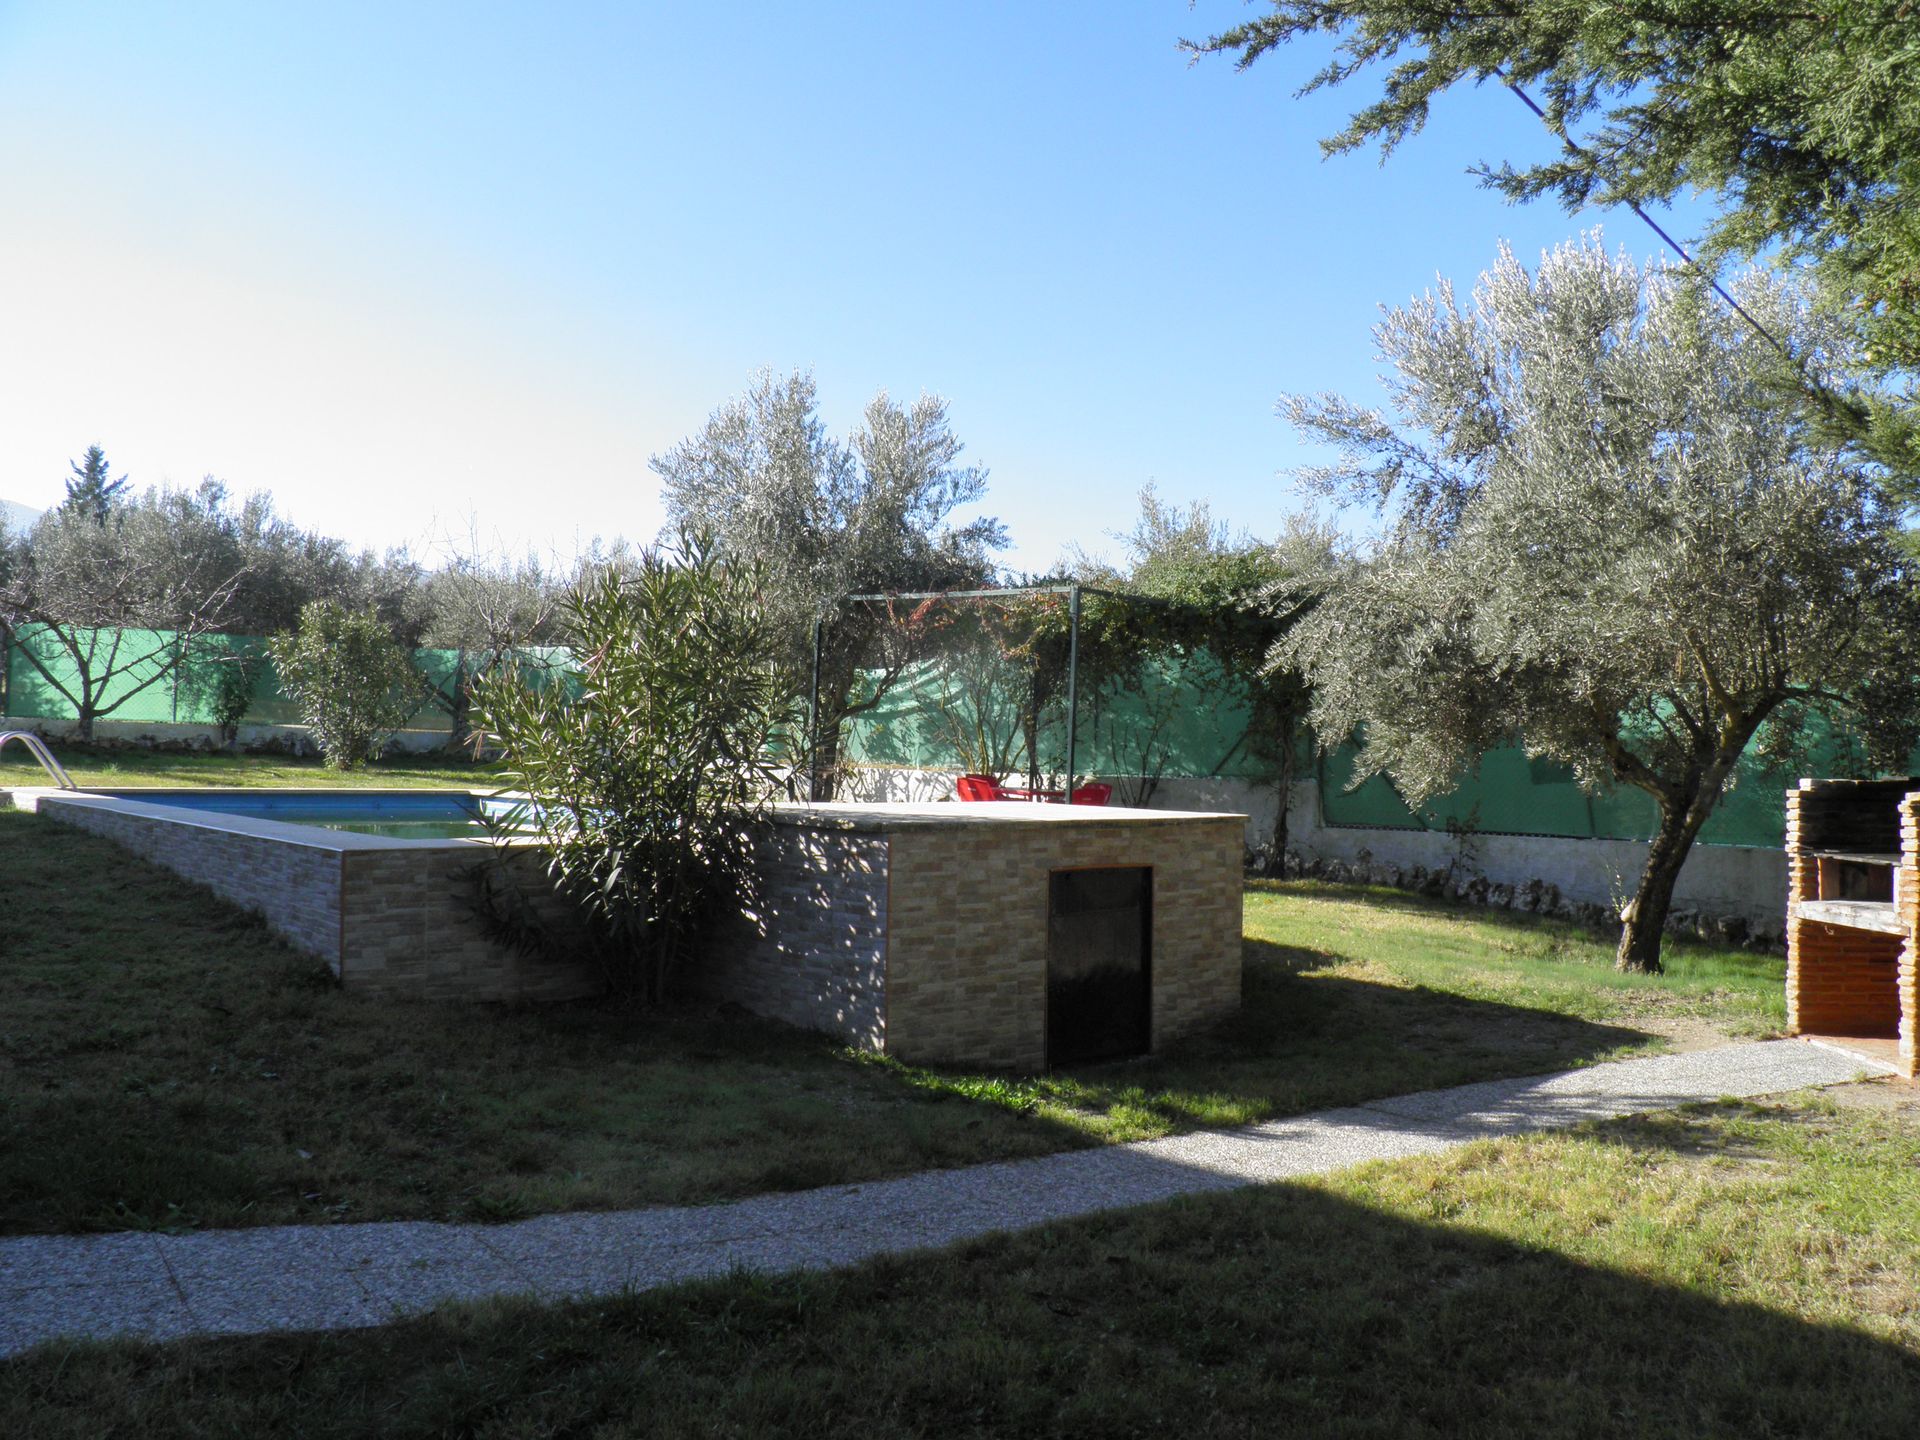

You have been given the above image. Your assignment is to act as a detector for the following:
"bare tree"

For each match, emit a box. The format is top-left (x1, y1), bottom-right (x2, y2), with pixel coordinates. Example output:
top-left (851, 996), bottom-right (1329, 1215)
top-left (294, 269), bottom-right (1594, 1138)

top-left (1281, 236), bottom-right (1920, 972)
top-left (0, 482), bottom-right (250, 740)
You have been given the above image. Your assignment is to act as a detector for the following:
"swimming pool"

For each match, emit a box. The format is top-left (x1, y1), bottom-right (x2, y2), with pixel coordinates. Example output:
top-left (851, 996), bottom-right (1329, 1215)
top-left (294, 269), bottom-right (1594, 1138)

top-left (121, 789), bottom-right (519, 840)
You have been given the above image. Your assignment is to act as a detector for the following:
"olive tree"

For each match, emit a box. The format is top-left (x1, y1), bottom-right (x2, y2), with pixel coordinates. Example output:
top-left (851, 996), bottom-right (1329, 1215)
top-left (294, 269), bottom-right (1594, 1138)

top-left (475, 534), bottom-right (785, 1003)
top-left (653, 369), bottom-right (1006, 798)
top-left (1191, 1), bottom-right (1920, 480)
top-left (268, 601), bottom-right (422, 769)
top-left (1281, 236), bottom-right (1920, 972)
top-left (0, 481), bottom-right (249, 740)
top-left (413, 549), bottom-right (564, 750)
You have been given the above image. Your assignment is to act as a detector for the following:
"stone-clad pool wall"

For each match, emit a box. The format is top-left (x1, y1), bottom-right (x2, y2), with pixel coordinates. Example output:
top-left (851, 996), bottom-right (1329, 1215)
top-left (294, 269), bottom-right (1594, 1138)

top-left (18, 790), bottom-right (600, 1003)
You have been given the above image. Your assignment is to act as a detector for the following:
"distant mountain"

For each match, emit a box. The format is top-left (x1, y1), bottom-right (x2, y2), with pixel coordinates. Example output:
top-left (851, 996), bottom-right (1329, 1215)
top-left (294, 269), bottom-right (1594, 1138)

top-left (0, 497), bottom-right (43, 533)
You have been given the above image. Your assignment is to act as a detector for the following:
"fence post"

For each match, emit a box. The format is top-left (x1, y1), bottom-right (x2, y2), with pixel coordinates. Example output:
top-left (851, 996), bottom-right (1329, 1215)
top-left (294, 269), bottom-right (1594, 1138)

top-left (1064, 584), bottom-right (1081, 795)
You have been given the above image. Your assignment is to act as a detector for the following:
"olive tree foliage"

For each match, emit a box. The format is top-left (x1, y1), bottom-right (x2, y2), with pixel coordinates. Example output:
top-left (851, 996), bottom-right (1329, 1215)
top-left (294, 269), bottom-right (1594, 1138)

top-left (412, 547), bottom-right (565, 749)
top-left (226, 493), bottom-right (422, 641)
top-left (652, 369), bottom-right (1006, 799)
top-left (1281, 237), bottom-right (1920, 972)
top-left (474, 535), bottom-right (786, 1004)
top-left (0, 480), bottom-right (249, 740)
top-left (267, 600), bottom-right (423, 769)
top-left (1191, 2), bottom-right (1920, 483)
top-left (1071, 486), bottom-right (1338, 864)
top-left (179, 494), bottom-right (424, 744)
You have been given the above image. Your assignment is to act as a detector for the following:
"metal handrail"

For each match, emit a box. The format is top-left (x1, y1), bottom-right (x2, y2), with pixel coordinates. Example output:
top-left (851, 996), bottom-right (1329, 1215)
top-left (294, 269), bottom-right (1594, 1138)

top-left (0, 731), bottom-right (78, 789)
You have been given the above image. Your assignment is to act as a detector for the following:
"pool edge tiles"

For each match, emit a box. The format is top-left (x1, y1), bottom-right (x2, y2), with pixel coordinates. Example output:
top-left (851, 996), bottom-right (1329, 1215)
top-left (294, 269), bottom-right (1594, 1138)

top-left (12, 788), bottom-right (601, 1004)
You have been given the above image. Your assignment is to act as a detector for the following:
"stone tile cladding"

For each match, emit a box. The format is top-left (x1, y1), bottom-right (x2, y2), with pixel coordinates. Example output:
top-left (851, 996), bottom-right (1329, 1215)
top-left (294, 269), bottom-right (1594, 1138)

top-left (1783, 779), bottom-right (1917, 1075)
top-left (885, 815), bottom-right (1244, 1071)
top-left (38, 798), bottom-right (342, 958)
top-left (700, 827), bottom-right (890, 1049)
top-left (340, 846), bottom-right (601, 1003)
top-left (36, 797), bottom-right (600, 1004)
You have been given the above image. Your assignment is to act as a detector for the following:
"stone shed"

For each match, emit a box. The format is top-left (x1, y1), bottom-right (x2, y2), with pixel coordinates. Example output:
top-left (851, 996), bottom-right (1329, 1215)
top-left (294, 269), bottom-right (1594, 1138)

top-left (1784, 777), bottom-right (1920, 1076)
top-left (702, 800), bottom-right (1246, 1072)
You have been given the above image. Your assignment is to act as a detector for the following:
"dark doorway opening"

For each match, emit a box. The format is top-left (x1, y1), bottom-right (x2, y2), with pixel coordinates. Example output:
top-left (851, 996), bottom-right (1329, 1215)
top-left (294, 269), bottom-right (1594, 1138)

top-left (1047, 866), bottom-right (1151, 1067)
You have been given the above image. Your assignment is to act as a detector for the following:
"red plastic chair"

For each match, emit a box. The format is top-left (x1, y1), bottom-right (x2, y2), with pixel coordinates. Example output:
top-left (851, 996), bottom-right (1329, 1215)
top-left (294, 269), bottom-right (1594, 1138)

top-left (1066, 782), bottom-right (1112, 807)
top-left (955, 774), bottom-right (1002, 802)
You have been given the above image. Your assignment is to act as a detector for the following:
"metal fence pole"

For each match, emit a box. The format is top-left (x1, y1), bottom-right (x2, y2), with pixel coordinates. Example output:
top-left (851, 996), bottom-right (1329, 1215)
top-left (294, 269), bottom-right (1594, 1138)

top-left (1064, 584), bottom-right (1081, 798)
top-left (807, 617), bottom-right (823, 802)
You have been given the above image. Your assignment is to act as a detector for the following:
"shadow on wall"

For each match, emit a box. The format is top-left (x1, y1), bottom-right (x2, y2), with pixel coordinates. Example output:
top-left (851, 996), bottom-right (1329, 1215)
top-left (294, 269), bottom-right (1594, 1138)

top-left (1280, 849), bottom-right (1784, 953)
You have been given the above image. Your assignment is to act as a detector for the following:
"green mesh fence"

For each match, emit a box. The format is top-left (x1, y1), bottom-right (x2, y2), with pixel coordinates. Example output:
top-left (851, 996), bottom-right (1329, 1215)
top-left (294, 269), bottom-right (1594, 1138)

top-left (2, 621), bottom-right (1894, 851)
top-left (843, 651), bottom-right (1273, 781)
top-left (7, 625), bottom-right (184, 723)
top-left (1314, 707), bottom-right (1878, 850)
top-left (2, 625), bottom-right (575, 735)
top-left (840, 648), bottom-right (1896, 851)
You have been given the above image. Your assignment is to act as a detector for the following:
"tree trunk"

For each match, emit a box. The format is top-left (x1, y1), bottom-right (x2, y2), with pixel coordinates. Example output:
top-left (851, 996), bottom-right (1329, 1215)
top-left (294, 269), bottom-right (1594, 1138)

top-left (1258, 723), bottom-right (1299, 878)
top-left (1616, 798), bottom-right (1700, 974)
top-left (75, 707), bottom-right (96, 743)
top-left (447, 662), bottom-right (473, 753)
top-left (808, 714), bottom-right (842, 802)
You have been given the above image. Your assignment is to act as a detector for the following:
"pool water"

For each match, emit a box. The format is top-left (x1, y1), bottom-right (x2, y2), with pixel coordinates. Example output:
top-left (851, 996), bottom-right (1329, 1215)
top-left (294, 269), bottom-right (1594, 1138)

top-left (113, 791), bottom-right (518, 841)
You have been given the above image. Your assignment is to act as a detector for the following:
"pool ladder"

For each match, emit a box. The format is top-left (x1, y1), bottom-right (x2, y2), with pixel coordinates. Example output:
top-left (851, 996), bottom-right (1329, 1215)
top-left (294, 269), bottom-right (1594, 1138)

top-left (0, 731), bottom-right (77, 789)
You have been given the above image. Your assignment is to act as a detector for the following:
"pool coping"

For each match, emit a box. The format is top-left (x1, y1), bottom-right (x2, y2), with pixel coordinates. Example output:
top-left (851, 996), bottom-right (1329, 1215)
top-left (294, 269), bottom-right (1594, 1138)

top-left (4, 787), bottom-right (532, 853)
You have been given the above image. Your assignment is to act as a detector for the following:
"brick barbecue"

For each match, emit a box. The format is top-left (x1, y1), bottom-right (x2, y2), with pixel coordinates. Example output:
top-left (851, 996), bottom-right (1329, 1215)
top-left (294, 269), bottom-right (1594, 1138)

top-left (702, 801), bottom-right (1246, 1072)
top-left (1784, 778), bottom-right (1920, 1076)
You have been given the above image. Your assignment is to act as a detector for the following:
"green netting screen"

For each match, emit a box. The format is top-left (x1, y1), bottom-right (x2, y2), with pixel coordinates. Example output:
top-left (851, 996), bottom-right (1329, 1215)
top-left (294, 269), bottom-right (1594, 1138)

top-left (839, 645), bottom-right (1896, 851)
top-left (2, 625), bottom-right (575, 734)
top-left (843, 651), bottom-right (1276, 781)
top-left (2, 620), bottom-right (1895, 851)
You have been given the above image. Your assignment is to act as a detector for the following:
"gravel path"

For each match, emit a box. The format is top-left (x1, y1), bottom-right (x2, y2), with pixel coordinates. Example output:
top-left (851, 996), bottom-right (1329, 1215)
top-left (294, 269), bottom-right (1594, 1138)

top-left (0, 1039), bottom-right (1886, 1358)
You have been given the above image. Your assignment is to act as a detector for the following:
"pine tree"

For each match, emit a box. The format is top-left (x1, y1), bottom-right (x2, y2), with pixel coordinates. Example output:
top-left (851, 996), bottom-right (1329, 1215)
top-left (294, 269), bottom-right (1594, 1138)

top-left (63, 446), bottom-right (129, 522)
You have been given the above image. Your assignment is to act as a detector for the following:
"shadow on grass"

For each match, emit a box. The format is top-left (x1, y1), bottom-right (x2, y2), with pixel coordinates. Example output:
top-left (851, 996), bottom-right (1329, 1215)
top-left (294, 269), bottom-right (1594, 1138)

top-left (0, 806), bottom-right (1729, 1240)
top-left (876, 936), bottom-right (1657, 1136)
top-left (5, 1143), bottom-right (1915, 1437)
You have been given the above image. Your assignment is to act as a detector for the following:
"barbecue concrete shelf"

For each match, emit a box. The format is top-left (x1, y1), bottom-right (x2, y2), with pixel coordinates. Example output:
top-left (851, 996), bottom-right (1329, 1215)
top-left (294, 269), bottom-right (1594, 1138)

top-left (1791, 898), bottom-right (1906, 935)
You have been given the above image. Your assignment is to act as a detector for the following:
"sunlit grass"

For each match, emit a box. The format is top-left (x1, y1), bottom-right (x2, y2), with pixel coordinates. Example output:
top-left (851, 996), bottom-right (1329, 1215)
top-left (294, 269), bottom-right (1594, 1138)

top-left (0, 812), bottom-right (1786, 1236)
top-left (8, 1091), bottom-right (1915, 1437)
top-left (0, 745), bottom-right (504, 791)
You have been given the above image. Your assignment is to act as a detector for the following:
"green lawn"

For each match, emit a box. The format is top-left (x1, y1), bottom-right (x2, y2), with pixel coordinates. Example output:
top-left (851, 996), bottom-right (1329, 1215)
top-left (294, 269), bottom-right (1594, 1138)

top-left (0, 745), bottom-right (503, 791)
top-left (0, 796), bottom-right (1788, 1237)
top-left (7, 1091), bottom-right (1916, 1438)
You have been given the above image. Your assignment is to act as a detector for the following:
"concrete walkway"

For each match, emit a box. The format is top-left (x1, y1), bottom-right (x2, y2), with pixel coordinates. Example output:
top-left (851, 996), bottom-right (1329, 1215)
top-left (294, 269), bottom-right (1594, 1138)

top-left (0, 1039), bottom-right (1888, 1358)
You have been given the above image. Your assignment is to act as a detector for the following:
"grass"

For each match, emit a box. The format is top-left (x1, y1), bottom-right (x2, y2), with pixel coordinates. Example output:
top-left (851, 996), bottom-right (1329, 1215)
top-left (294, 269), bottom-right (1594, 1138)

top-left (7, 1090), bottom-right (1917, 1437)
top-left (0, 798), bottom-right (1789, 1236)
top-left (0, 744), bottom-right (504, 791)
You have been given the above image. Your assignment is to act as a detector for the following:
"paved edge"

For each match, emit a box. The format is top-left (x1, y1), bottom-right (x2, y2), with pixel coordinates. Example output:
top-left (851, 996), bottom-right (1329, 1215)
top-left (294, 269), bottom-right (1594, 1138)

top-left (0, 1039), bottom-right (1884, 1358)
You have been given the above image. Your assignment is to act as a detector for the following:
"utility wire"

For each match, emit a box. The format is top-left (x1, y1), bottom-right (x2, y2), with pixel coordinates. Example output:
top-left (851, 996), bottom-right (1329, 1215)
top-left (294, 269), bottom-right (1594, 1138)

top-left (1498, 73), bottom-right (1804, 373)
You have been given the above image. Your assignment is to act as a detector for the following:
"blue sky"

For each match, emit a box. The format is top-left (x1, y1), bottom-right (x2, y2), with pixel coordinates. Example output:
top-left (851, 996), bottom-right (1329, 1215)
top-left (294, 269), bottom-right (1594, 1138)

top-left (0, 2), bottom-right (1712, 572)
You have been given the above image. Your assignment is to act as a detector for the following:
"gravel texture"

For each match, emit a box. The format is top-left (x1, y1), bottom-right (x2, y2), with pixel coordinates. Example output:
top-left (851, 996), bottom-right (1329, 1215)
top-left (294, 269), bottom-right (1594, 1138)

top-left (0, 1039), bottom-right (1885, 1357)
